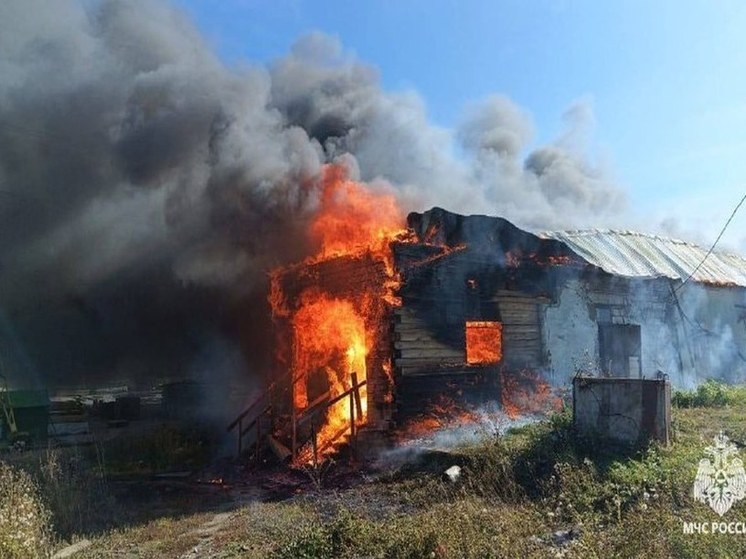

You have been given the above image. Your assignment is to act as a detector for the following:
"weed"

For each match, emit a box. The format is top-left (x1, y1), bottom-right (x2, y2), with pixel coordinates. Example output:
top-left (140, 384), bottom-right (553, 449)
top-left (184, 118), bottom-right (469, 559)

top-left (672, 378), bottom-right (746, 408)
top-left (0, 461), bottom-right (52, 558)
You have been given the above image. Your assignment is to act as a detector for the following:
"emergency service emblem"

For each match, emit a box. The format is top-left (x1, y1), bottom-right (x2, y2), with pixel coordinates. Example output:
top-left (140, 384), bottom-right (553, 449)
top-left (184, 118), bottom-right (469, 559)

top-left (694, 432), bottom-right (746, 516)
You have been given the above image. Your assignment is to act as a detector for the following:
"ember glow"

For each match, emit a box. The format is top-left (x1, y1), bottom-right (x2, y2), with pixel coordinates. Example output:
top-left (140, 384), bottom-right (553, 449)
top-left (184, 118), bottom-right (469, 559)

top-left (397, 394), bottom-right (481, 440)
top-left (270, 163), bottom-right (407, 463)
top-left (500, 369), bottom-right (563, 419)
top-left (465, 321), bottom-right (503, 364)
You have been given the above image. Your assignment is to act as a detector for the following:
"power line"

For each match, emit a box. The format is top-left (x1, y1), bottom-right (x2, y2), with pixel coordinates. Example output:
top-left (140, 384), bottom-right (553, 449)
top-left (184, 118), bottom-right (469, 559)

top-left (674, 191), bottom-right (746, 293)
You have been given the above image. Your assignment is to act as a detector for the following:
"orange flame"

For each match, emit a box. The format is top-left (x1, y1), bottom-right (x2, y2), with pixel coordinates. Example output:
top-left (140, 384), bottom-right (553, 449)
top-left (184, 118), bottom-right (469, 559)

top-left (500, 369), bottom-right (563, 419)
top-left (291, 291), bottom-right (368, 447)
top-left (465, 321), bottom-right (503, 364)
top-left (270, 163), bottom-right (406, 463)
top-left (397, 394), bottom-right (481, 440)
top-left (310, 165), bottom-right (405, 262)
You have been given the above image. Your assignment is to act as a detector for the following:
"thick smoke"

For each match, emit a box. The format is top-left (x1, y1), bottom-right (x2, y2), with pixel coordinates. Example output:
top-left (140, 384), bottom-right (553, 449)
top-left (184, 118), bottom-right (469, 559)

top-left (459, 95), bottom-right (624, 229)
top-left (0, 0), bottom-right (625, 387)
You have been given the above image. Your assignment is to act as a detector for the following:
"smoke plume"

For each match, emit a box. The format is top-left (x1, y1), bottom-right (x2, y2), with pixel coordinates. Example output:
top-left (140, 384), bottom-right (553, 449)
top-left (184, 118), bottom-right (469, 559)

top-left (0, 0), bottom-right (625, 387)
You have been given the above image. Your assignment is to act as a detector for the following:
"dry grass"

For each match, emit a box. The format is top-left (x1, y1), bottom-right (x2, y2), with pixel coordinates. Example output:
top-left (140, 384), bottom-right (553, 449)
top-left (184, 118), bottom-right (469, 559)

top-left (6, 383), bottom-right (746, 558)
top-left (0, 461), bottom-right (52, 559)
top-left (76, 512), bottom-right (214, 558)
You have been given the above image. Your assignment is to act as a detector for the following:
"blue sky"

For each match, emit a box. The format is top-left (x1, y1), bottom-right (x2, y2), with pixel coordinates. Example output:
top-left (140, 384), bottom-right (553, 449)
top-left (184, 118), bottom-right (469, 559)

top-left (174, 0), bottom-right (746, 245)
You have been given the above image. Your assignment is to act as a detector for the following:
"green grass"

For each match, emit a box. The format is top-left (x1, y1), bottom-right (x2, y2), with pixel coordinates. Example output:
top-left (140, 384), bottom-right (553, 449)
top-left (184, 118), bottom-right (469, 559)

top-left (243, 396), bottom-right (746, 558)
top-left (7, 387), bottom-right (746, 558)
top-left (672, 378), bottom-right (746, 408)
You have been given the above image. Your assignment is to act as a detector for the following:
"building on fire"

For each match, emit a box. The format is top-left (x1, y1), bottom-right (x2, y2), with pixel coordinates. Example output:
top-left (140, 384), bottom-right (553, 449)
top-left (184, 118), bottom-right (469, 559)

top-left (232, 207), bottom-right (746, 461)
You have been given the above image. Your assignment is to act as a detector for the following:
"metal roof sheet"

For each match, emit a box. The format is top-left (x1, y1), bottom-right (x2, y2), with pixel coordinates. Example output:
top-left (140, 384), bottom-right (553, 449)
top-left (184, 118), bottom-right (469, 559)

top-left (539, 229), bottom-right (746, 287)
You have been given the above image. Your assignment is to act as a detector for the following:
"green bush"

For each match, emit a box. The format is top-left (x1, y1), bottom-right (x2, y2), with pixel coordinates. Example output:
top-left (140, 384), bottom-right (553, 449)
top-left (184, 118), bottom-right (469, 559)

top-left (672, 379), bottom-right (739, 408)
top-left (0, 461), bottom-right (52, 559)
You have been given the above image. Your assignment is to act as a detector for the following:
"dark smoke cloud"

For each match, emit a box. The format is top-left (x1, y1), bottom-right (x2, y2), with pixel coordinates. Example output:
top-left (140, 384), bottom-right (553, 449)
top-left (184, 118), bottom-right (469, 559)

top-left (0, 0), bottom-right (625, 387)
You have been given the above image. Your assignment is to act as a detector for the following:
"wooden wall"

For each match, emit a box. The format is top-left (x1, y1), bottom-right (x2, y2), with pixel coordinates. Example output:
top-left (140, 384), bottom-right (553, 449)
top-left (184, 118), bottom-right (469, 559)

top-left (493, 290), bottom-right (545, 369)
top-left (393, 306), bottom-right (465, 377)
top-left (393, 290), bottom-right (546, 378)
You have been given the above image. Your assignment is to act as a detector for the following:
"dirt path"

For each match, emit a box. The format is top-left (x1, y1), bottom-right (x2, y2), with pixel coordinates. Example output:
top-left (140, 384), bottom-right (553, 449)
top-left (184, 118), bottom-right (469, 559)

top-left (178, 509), bottom-right (235, 559)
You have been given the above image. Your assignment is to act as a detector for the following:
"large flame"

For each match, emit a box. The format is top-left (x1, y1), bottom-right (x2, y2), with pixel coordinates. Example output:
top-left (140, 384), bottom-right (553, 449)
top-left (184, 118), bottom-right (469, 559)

top-left (291, 292), bottom-right (369, 452)
top-left (270, 163), bottom-right (406, 463)
top-left (309, 164), bottom-right (404, 261)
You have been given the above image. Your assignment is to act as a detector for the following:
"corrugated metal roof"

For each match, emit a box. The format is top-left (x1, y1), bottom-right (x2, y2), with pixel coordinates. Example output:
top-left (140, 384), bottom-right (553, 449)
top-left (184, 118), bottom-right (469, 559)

top-left (539, 229), bottom-right (746, 287)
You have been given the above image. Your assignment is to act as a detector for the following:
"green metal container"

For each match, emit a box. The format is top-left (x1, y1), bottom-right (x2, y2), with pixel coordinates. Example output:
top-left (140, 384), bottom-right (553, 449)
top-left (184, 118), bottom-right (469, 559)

top-left (3, 389), bottom-right (50, 442)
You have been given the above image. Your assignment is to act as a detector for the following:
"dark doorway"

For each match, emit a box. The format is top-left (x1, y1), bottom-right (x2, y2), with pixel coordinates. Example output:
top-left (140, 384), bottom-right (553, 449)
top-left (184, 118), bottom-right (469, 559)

top-left (598, 324), bottom-right (642, 378)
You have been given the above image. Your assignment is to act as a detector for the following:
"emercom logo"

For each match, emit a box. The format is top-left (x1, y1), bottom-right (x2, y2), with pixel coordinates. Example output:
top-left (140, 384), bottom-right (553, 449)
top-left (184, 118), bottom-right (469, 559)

top-left (693, 432), bottom-right (746, 516)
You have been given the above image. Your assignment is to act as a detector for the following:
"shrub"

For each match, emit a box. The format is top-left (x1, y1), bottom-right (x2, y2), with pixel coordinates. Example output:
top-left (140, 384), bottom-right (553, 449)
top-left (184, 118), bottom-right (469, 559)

top-left (0, 461), bottom-right (52, 558)
top-left (672, 379), bottom-right (734, 408)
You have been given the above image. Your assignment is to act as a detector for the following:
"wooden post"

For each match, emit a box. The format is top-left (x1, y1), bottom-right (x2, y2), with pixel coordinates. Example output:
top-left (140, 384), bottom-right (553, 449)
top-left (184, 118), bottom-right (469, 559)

top-left (349, 390), bottom-right (356, 438)
top-left (351, 372), bottom-right (363, 419)
top-left (349, 390), bottom-right (356, 461)
top-left (290, 360), bottom-right (296, 462)
top-left (238, 416), bottom-right (243, 455)
top-left (291, 405), bottom-right (297, 461)
top-left (311, 421), bottom-right (318, 468)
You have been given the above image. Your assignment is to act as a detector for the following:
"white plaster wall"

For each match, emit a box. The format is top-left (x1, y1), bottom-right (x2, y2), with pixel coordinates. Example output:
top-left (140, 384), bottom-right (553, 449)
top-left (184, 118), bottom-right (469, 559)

top-left (543, 278), bottom-right (746, 389)
top-left (543, 279), bottom-right (600, 384)
top-left (676, 285), bottom-right (746, 386)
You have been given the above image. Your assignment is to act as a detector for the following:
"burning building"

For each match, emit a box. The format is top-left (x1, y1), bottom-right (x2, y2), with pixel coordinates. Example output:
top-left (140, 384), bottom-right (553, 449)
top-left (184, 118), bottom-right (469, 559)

top-left (229, 169), bottom-right (746, 462)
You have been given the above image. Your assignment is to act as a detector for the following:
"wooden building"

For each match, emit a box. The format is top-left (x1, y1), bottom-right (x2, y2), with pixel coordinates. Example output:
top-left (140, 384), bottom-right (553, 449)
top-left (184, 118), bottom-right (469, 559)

top-left (231, 207), bottom-right (746, 459)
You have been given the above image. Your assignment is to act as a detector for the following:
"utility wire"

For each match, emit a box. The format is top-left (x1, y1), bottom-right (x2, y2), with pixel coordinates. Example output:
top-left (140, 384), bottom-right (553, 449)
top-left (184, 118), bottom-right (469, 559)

top-left (674, 191), bottom-right (746, 293)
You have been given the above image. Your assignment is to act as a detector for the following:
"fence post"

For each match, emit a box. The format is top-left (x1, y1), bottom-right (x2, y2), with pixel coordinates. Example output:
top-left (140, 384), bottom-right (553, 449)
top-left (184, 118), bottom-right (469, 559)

top-left (291, 406), bottom-right (297, 462)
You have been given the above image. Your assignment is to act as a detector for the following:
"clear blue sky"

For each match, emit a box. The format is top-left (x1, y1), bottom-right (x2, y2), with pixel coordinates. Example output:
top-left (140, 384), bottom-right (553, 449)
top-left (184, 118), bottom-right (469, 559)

top-left (174, 0), bottom-right (746, 245)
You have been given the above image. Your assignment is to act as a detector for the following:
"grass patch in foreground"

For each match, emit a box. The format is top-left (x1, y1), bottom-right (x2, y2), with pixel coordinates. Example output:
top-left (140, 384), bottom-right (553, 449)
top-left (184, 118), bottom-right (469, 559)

top-left (248, 402), bottom-right (746, 558)
top-left (13, 389), bottom-right (746, 558)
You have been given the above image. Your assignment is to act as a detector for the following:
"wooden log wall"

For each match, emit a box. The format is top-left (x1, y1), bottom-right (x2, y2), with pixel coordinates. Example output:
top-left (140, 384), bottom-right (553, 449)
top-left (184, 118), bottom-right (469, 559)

top-left (492, 290), bottom-right (545, 369)
top-left (393, 303), bottom-right (499, 420)
top-left (393, 306), bottom-right (465, 376)
top-left (393, 290), bottom-right (546, 377)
